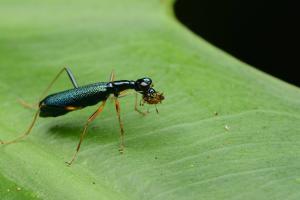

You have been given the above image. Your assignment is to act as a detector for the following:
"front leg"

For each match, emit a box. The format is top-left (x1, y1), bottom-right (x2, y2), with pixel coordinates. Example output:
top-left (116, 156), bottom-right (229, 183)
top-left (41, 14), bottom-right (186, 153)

top-left (134, 93), bottom-right (148, 116)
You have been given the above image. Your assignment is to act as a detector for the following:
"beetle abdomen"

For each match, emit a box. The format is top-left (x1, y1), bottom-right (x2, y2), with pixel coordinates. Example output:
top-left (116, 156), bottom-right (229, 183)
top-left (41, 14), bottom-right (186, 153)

top-left (39, 105), bottom-right (74, 117)
top-left (39, 82), bottom-right (112, 117)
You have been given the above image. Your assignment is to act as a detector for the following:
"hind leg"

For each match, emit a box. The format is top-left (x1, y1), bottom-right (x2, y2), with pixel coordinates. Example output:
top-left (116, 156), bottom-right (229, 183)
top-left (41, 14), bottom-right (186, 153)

top-left (66, 100), bottom-right (107, 166)
top-left (0, 109), bottom-right (40, 144)
top-left (38, 67), bottom-right (79, 101)
top-left (1, 67), bottom-right (78, 144)
top-left (18, 67), bottom-right (79, 110)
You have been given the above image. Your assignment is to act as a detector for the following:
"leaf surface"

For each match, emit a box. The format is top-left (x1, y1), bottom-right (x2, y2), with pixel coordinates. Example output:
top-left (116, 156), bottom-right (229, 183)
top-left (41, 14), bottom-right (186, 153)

top-left (0, 0), bottom-right (300, 199)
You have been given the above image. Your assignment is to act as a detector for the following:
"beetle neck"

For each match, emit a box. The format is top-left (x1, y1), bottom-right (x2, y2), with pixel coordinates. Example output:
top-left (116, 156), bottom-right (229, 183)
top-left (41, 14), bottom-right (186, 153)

top-left (111, 80), bottom-right (135, 94)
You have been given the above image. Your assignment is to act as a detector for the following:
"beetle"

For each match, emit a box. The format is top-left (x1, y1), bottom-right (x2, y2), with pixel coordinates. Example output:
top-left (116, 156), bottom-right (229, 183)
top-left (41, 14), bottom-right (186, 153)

top-left (0, 67), bottom-right (164, 165)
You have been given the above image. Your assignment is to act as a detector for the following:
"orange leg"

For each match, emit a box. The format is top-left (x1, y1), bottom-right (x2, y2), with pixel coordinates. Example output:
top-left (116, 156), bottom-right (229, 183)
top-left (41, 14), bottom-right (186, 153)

top-left (134, 93), bottom-right (147, 116)
top-left (109, 70), bottom-right (115, 82)
top-left (18, 99), bottom-right (38, 110)
top-left (114, 98), bottom-right (125, 153)
top-left (1, 67), bottom-right (78, 145)
top-left (109, 70), bottom-right (125, 152)
top-left (66, 101), bottom-right (106, 166)
top-left (0, 109), bottom-right (40, 144)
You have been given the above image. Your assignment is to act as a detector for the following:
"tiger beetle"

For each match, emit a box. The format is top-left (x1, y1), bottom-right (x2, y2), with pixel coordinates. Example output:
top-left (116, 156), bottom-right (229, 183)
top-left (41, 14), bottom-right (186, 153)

top-left (0, 67), bottom-right (164, 165)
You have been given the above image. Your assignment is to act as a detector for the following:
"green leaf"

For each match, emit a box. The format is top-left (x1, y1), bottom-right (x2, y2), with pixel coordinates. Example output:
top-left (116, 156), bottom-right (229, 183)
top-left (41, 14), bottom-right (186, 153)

top-left (1, 0), bottom-right (300, 199)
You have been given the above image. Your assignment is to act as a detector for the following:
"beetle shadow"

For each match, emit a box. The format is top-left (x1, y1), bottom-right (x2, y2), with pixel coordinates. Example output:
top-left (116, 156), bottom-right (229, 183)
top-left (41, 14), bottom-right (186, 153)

top-left (48, 124), bottom-right (81, 139)
top-left (46, 122), bottom-right (115, 142)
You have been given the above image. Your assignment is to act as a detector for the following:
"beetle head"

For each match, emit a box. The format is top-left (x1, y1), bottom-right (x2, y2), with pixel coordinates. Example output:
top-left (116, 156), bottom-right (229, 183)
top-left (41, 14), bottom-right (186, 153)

top-left (135, 77), bottom-right (152, 92)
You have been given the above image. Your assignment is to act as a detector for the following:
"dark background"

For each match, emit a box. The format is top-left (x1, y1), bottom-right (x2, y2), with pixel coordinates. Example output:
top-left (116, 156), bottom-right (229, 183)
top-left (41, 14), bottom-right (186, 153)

top-left (175, 0), bottom-right (299, 86)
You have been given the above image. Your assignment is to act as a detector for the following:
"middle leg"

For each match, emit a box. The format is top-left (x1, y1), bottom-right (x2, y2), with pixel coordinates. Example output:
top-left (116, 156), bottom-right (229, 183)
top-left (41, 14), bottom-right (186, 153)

top-left (114, 97), bottom-right (125, 153)
top-left (66, 100), bottom-right (106, 166)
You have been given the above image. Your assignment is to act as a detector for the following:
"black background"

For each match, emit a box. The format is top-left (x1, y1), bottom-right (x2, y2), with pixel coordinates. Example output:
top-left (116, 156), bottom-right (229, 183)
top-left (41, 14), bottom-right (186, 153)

top-left (175, 0), bottom-right (299, 86)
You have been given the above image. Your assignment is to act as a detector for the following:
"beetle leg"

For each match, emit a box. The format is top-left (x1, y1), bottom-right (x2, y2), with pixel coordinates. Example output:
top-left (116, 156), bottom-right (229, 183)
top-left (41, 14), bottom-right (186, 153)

top-left (38, 67), bottom-right (79, 102)
top-left (114, 97), bottom-right (125, 153)
top-left (66, 100), bottom-right (106, 166)
top-left (18, 99), bottom-right (38, 110)
top-left (109, 70), bottom-right (115, 82)
top-left (0, 109), bottom-right (40, 145)
top-left (118, 90), bottom-right (133, 98)
top-left (65, 67), bottom-right (78, 88)
top-left (134, 93), bottom-right (147, 116)
top-left (16, 67), bottom-right (78, 112)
